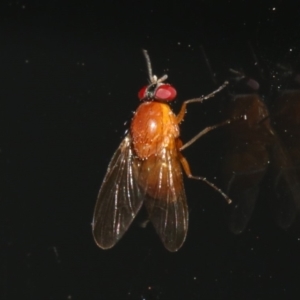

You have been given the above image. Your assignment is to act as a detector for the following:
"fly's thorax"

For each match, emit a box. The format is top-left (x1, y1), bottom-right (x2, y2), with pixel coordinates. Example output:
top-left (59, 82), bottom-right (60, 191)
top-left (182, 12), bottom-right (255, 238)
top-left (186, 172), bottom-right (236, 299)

top-left (130, 101), bottom-right (180, 159)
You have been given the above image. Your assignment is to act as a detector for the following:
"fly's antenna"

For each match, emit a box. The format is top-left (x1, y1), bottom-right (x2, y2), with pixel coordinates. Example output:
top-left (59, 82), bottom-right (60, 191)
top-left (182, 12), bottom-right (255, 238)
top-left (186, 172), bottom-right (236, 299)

top-left (142, 49), bottom-right (153, 81)
top-left (142, 49), bottom-right (168, 85)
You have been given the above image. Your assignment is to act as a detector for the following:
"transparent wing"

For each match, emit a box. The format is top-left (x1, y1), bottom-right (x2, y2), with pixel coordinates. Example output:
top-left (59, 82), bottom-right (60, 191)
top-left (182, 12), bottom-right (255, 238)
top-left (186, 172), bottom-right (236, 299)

top-left (92, 134), bottom-right (143, 249)
top-left (133, 149), bottom-right (188, 252)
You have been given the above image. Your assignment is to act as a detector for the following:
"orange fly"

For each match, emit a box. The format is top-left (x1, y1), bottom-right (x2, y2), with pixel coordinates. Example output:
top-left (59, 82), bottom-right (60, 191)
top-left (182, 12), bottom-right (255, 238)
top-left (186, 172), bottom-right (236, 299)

top-left (92, 50), bottom-right (231, 252)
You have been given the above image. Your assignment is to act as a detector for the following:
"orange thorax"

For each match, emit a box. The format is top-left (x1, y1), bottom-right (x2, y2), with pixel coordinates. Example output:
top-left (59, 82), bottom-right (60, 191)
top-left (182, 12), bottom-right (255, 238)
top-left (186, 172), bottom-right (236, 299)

top-left (131, 101), bottom-right (179, 159)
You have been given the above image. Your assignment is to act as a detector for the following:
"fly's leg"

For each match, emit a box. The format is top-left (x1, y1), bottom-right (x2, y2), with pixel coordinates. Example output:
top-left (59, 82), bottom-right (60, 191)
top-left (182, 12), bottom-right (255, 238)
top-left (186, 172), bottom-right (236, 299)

top-left (180, 119), bottom-right (231, 151)
top-left (178, 152), bottom-right (232, 204)
top-left (176, 81), bottom-right (229, 124)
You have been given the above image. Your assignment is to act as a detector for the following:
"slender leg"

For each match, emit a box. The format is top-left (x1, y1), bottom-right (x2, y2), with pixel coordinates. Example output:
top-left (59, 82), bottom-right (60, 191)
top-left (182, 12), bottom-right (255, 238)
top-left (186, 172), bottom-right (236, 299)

top-left (176, 81), bottom-right (228, 123)
top-left (180, 119), bottom-right (231, 151)
top-left (179, 153), bottom-right (232, 204)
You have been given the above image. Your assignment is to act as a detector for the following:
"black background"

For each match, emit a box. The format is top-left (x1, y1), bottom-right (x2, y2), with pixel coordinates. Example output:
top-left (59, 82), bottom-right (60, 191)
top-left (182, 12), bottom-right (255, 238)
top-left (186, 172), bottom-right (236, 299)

top-left (2, 1), bottom-right (300, 299)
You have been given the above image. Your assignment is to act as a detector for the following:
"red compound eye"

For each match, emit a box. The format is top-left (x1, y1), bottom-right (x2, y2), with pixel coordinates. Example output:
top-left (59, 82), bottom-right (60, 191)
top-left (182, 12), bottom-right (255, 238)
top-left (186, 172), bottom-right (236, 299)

top-left (154, 84), bottom-right (177, 102)
top-left (138, 85), bottom-right (148, 100)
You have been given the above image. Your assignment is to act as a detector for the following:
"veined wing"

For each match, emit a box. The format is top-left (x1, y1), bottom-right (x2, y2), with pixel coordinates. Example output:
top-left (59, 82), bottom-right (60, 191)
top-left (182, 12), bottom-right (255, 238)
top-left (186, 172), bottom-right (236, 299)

top-left (92, 134), bottom-right (143, 249)
top-left (133, 148), bottom-right (188, 252)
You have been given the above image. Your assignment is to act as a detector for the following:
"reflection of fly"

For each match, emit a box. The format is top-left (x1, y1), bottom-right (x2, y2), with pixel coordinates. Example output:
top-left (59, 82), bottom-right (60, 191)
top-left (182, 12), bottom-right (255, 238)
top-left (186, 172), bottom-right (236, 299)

top-left (92, 50), bottom-right (231, 252)
top-left (222, 91), bottom-right (275, 234)
top-left (222, 72), bottom-right (300, 234)
top-left (271, 69), bottom-right (300, 171)
top-left (270, 71), bottom-right (300, 228)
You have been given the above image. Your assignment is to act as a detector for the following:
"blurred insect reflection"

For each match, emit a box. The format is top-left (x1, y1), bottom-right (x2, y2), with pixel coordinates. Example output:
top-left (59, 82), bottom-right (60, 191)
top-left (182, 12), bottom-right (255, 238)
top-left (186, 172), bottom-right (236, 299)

top-left (222, 70), bottom-right (300, 234)
top-left (270, 67), bottom-right (300, 226)
top-left (92, 50), bottom-right (231, 252)
top-left (271, 66), bottom-right (300, 166)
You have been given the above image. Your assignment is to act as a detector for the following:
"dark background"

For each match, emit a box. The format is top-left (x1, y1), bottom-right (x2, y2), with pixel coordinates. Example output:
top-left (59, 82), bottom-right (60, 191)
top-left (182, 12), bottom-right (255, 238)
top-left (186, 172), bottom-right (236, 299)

top-left (2, 0), bottom-right (300, 299)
